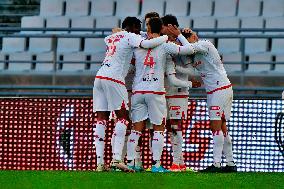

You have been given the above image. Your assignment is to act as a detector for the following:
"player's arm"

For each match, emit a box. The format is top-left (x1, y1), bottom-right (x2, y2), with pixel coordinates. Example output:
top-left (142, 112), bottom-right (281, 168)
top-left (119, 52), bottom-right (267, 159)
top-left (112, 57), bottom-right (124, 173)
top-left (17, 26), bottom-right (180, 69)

top-left (175, 63), bottom-right (195, 75)
top-left (128, 33), bottom-right (168, 49)
top-left (166, 57), bottom-right (192, 88)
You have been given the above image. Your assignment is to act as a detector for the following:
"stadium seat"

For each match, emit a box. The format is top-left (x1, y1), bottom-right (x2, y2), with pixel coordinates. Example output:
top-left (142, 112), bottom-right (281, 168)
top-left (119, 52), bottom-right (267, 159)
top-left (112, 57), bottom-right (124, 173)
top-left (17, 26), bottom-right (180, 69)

top-left (46, 17), bottom-right (70, 34)
top-left (192, 17), bottom-right (216, 34)
top-left (189, 0), bottom-right (213, 17)
top-left (1, 38), bottom-right (26, 53)
top-left (21, 16), bottom-right (45, 34)
top-left (238, 0), bottom-right (261, 17)
top-left (71, 17), bottom-right (95, 34)
top-left (40, 0), bottom-right (64, 17)
top-left (95, 17), bottom-right (119, 35)
top-left (141, 0), bottom-right (165, 17)
top-left (90, 53), bottom-right (105, 72)
top-left (217, 17), bottom-right (240, 34)
top-left (262, 0), bottom-right (284, 17)
top-left (245, 38), bottom-right (268, 54)
top-left (265, 17), bottom-right (284, 34)
top-left (7, 52), bottom-right (32, 71)
top-left (271, 39), bottom-right (284, 54)
top-left (214, 0), bottom-right (237, 17)
top-left (176, 17), bottom-right (191, 28)
top-left (222, 53), bottom-right (243, 73)
top-left (65, 0), bottom-right (91, 17)
top-left (84, 38), bottom-right (106, 54)
top-left (60, 53), bottom-right (87, 72)
top-left (241, 17), bottom-right (264, 34)
top-left (91, 0), bottom-right (114, 16)
top-left (165, 0), bottom-right (189, 17)
top-left (274, 55), bottom-right (284, 72)
top-left (116, 0), bottom-right (140, 17)
top-left (246, 54), bottom-right (272, 73)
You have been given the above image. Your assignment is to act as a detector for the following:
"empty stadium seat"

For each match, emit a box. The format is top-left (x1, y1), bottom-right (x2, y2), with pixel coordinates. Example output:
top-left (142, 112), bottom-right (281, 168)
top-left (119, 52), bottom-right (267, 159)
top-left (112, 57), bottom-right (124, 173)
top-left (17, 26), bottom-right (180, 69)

top-left (84, 38), bottom-right (106, 54)
top-left (246, 54), bottom-right (272, 73)
top-left (262, 0), bottom-right (284, 17)
top-left (274, 55), bottom-right (284, 72)
top-left (91, 0), bottom-right (114, 16)
top-left (238, 0), bottom-right (261, 17)
top-left (21, 16), bottom-right (45, 34)
top-left (241, 17), bottom-right (264, 34)
top-left (141, 0), bottom-right (165, 17)
top-left (214, 0), bottom-right (237, 17)
top-left (245, 38), bottom-right (268, 54)
top-left (71, 17), bottom-right (95, 34)
top-left (217, 17), bottom-right (240, 34)
top-left (165, 0), bottom-right (189, 17)
top-left (176, 17), bottom-right (191, 28)
top-left (222, 53), bottom-right (243, 73)
top-left (60, 53), bottom-right (87, 72)
top-left (95, 17), bottom-right (119, 35)
top-left (189, 0), bottom-right (213, 17)
top-left (46, 17), bottom-right (70, 34)
top-left (116, 0), bottom-right (140, 17)
top-left (65, 0), bottom-right (90, 17)
top-left (264, 17), bottom-right (284, 54)
top-left (192, 17), bottom-right (216, 34)
top-left (40, 0), bottom-right (64, 17)
top-left (90, 53), bottom-right (105, 72)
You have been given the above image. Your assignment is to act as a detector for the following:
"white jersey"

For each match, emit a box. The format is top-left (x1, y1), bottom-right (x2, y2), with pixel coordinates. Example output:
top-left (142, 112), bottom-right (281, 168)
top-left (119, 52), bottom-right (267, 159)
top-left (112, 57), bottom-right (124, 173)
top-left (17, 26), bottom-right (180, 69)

top-left (165, 55), bottom-right (195, 96)
top-left (132, 35), bottom-right (195, 94)
top-left (192, 40), bottom-right (231, 93)
top-left (96, 31), bottom-right (167, 84)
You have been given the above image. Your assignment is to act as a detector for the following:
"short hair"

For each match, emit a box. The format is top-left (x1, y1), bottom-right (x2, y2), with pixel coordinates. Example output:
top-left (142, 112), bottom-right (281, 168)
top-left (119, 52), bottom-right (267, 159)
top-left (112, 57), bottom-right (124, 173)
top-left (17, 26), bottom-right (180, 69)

top-left (144, 12), bottom-right (160, 19)
top-left (122, 17), bottom-right (141, 29)
top-left (148, 17), bottom-right (163, 34)
top-left (161, 14), bottom-right (179, 27)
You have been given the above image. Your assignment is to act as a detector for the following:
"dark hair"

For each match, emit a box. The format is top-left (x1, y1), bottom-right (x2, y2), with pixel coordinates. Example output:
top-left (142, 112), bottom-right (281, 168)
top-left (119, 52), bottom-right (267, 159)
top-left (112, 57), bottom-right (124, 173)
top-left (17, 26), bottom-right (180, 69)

top-left (148, 17), bottom-right (163, 34)
top-left (181, 31), bottom-right (193, 39)
top-left (122, 17), bottom-right (141, 29)
top-left (161, 14), bottom-right (179, 27)
top-left (144, 12), bottom-right (160, 19)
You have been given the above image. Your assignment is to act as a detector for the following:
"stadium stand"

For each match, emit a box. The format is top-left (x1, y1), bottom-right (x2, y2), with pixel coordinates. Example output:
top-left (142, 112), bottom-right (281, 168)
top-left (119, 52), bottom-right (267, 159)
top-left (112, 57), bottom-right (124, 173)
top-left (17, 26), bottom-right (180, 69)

top-left (0, 0), bottom-right (283, 87)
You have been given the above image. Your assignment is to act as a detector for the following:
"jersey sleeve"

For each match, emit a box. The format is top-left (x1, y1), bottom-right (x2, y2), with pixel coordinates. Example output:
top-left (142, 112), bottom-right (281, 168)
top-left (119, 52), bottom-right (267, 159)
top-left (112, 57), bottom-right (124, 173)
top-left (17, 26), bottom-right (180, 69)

top-left (140, 35), bottom-right (168, 48)
top-left (165, 56), bottom-right (176, 76)
top-left (192, 41), bottom-right (209, 54)
top-left (164, 42), bottom-right (195, 56)
top-left (127, 33), bottom-right (144, 48)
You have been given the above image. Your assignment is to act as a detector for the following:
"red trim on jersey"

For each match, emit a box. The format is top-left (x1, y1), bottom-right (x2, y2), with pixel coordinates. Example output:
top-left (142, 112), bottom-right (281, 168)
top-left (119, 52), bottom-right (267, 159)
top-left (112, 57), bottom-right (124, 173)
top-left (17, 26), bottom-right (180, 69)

top-left (210, 106), bottom-right (221, 110)
top-left (95, 76), bottom-right (125, 86)
top-left (170, 106), bottom-right (181, 110)
top-left (133, 91), bottom-right (166, 95)
top-left (207, 84), bottom-right (232, 94)
top-left (166, 95), bottom-right (188, 98)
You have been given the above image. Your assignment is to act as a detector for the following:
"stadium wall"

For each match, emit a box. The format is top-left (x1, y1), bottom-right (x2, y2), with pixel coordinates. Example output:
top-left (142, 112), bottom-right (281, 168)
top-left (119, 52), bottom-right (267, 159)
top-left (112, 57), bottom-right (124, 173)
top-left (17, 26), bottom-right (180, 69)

top-left (0, 98), bottom-right (283, 172)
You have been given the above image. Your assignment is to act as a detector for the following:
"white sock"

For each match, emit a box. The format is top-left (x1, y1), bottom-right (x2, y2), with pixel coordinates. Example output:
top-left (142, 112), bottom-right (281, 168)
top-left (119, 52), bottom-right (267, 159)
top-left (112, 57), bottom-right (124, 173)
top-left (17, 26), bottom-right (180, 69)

top-left (113, 119), bottom-right (128, 161)
top-left (223, 133), bottom-right (235, 164)
top-left (94, 120), bottom-right (106, 165)
top-left (135, 145), bottom-right (142, 167)
top-left (121, 132), bottom-right (130, 161)
top-left (212, 130), bottom-right (224, 165)
top-left (127, 130), bottom-right (141, 166)
top-left (152, 131), bottom-right (164, 168)
top-left (170, 132), bottom-right (179, 164)
top-left (175, 131), bottom-right (185, 165)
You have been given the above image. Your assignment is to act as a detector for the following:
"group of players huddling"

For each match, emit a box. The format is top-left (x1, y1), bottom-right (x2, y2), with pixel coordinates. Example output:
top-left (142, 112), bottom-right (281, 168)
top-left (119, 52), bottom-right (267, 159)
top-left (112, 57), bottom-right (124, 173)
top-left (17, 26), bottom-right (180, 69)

top-left (93, 12), bottom-right (237, 173)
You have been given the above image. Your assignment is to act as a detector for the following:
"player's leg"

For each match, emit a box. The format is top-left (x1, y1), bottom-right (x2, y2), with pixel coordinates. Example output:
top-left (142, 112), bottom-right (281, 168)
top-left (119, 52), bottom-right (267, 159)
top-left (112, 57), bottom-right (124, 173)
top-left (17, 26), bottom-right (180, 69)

top-left (147, 94), bottom-right (169, 172)
top-left (200, 92), bottom-right (225, 172)
top-left (93, 79), bottom-right (110, 171)
top-left (221, 89), bottom-right (237, 172)
top-left (126, 94), bottom-right (148, 171)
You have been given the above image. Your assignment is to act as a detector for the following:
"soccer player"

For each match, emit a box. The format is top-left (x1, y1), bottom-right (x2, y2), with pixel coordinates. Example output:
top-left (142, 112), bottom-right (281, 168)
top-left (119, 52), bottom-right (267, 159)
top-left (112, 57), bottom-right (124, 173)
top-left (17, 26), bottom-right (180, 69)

top-left (184, 29), bottom-right (237, 172)
top-left (93, 17), bottom-right (168, 172)
top-left (126, 18), bottom-right (201, 173)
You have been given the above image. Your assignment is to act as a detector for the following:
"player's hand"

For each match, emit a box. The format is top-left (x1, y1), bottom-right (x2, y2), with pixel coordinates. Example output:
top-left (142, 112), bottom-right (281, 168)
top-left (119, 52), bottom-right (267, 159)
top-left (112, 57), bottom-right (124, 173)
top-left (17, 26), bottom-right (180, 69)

top-left (165, 24), bottom-right (181, 38)
top-left (112, 27), bottom-right (122, 33)
top-left (192, 80), bottom-right (201, 88)
top-left (182, 28), bottom-right (192, 34)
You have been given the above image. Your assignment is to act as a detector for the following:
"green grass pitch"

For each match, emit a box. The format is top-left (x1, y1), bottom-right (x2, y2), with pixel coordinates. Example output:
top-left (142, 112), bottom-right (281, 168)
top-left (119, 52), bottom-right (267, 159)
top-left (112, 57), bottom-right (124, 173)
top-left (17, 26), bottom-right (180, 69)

top-left (0, 171), bottom-right (283, 189)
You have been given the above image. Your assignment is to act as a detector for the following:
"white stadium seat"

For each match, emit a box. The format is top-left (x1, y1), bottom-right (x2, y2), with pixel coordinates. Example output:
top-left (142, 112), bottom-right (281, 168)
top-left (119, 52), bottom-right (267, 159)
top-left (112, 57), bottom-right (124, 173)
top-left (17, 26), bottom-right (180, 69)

top-left (91, 0), bottom-right (114, 16)
top-left (60, 53), bottom-right (87, 72)
top-left (217, 17), bottom-right (240, 34)
top-left (21, 16), bottom-right (45, 34)
top-left (1, 38), bottom-right (26, 53)
top-left (46, 17), bottom-right (70, 34)
top-left (176, 17), bottom-right (191, 28)
top-left (65, 0), bottom-right (90, 17)
top-left (189, 0), bottom-right (213, 17)
top-left (40, 0), bottom-right (64, 17)
top-left (192, 17), bottom-right (216, 34)
top-left (90, 53), bottom-right (105, 72)
top-left (84, 38), bottom-right (106, 54)
top-left (274, 55), bottom-right (284, 72)
top-left (71, 17), bottom-right (95, 34)
top-left (165, 0), bottom-right (189, 17)
top-left (214, 0), bottom-right (237, 17)
top-left (246, 53), bottom-right (272, 73)
top-left (241, 17), bottom-right (264, 34)
top-left (262, 0), bottom-right (284, 17)
top-left (95, 16), bottom-right (119, 29)
top-left (238, 0), bottom-right (261, 17)
top-left (222, 53), bottom-right (243, 73)
top-left (116, 0), bottom-right (140, 17)
top-left (141, 0), bottom-right (165, 17)
top-left (34, 52), bottom-right (54, 72)
top-left (264, 18), bottom-right (284, 54)
top-left (7, 52), bottom-right (32, 71)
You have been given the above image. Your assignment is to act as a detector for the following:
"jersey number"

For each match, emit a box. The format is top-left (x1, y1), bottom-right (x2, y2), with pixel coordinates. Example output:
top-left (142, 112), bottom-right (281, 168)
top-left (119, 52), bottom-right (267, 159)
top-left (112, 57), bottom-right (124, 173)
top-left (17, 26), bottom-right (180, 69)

top-left (143, 49), bottom-right (155, 68)
top-left (106, 38), bottom-right (120, 57)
